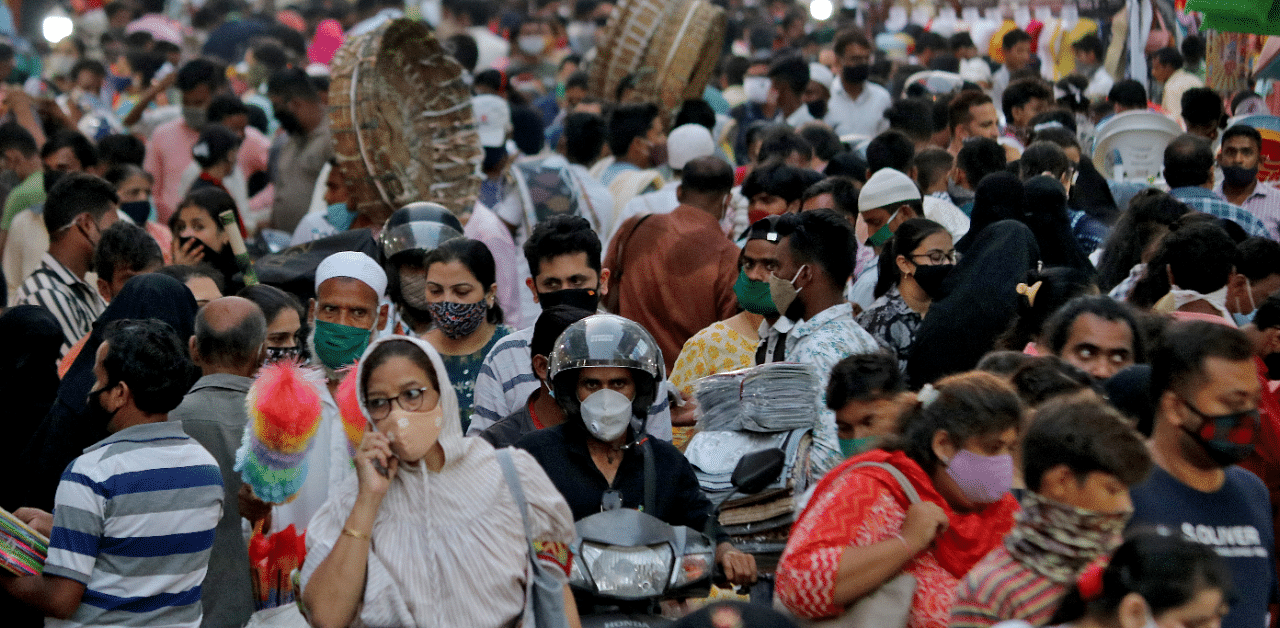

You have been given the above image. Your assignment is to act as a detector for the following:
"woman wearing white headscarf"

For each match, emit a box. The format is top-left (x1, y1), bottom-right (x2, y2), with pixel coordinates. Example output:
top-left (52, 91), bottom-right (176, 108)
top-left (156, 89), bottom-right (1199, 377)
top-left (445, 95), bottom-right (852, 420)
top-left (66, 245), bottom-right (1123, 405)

top-left (300, 335), bottom-right (579, 628)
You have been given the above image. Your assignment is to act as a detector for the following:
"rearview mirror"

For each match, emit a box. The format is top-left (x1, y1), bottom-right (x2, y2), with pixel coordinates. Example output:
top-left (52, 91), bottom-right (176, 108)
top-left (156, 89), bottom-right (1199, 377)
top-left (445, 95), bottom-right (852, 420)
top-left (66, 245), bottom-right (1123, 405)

top-left (731, 449), bottom-right (785, 495)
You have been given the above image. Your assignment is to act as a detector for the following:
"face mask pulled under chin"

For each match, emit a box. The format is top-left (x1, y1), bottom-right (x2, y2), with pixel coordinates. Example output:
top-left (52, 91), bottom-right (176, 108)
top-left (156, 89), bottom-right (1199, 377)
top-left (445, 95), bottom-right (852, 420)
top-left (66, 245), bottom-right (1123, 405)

top-left (380, 404), bottom-right (446, 463)
top-left (580, 388), bottom-right (632, 442)
top-left (182, 106), bottom-right (207, 130)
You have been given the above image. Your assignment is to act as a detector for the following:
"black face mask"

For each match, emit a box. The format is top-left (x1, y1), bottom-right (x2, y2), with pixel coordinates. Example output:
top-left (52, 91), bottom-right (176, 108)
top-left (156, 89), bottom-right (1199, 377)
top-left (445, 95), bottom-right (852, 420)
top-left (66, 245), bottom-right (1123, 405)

top-left (1264, 352), bottom-right (1280, 381)
top-left (912, 263), bottom-right (954, 301)
top-left (119, 200), bottom-right (151, 225)
top-left (842, 63), bottom-right (871, 85)
top-left (178, 236), bottom-right (236, 273)
top-left (86, 384), bottom-right (119, 428)
top-left (539, 287), bottom-right (600, 312)
top-left (275, 109), bottom-right (305, 135)
top-left (807, 99), bottom-right (828, 119)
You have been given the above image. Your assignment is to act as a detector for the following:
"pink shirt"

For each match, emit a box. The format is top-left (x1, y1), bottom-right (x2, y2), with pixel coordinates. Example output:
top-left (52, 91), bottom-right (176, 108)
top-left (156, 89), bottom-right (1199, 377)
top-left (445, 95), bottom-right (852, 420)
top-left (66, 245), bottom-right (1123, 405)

top-left (144, 120), bottom-right (276, 224)
top-left (464, 203), bottom-right (525, 329)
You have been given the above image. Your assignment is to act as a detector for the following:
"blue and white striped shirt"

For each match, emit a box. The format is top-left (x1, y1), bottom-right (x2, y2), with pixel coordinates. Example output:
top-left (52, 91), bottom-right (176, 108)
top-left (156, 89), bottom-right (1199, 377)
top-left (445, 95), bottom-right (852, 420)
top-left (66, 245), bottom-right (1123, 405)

top-left (45, 421), bottom-right (224, 628)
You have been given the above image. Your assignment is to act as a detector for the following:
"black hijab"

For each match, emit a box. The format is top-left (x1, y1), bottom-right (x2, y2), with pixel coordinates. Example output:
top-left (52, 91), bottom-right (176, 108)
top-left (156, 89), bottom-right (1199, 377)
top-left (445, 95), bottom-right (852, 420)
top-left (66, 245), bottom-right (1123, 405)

top-left (18, 274), bottom-right (199, 511)
top-left (1021, 175), bottom-right (1095, 274)
top-left (0, 307), bottom-right (63, 510)
top-left (956, 172), bottom-right (1025, 253)
top-left (1069, 156), bottom-right (1120, 225)
top-left (908, 220), bottom-right (1041, 388)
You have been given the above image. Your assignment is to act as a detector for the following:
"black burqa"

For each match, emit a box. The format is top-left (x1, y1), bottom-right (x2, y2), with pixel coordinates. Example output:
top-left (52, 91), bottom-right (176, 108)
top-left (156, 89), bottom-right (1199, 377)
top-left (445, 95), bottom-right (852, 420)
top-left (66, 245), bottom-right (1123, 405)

top-left (0, 307), bottom-right (64, 510)
top-left (1020, 175), bottom-right (1095, 274)
top-left (956, 172), bottom-right (1025, 254)
top-left (18, 274), bottom-right (199, 511)
top-left (908, 220), bottom-right (1040, 388)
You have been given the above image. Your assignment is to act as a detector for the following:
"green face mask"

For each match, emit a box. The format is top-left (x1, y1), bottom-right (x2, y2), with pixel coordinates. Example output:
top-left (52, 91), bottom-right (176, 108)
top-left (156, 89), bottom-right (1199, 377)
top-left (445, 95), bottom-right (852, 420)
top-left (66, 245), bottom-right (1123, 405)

top-left (733, 269), bottom-right (779, 316)
top-left (864, 210), bottom-right (900, 248)
top-left (840, 436), bottom-right (877, 458)
top-left (313, 319), bottom-right (374, 370)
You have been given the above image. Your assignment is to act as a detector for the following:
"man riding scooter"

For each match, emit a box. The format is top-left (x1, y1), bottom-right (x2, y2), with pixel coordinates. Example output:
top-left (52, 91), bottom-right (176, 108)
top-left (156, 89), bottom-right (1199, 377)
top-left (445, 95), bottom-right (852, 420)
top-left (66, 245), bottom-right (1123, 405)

top-left (516, 315), bottom-right (758, 591)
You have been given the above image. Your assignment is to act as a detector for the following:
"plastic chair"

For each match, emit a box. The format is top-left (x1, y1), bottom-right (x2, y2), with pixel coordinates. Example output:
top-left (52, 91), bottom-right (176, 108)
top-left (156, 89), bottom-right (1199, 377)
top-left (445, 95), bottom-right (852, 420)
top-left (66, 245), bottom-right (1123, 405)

top-left (1092, 111), bottom-right (1184, 184)
top-left (1229, 115), bottom-right (1280, 183)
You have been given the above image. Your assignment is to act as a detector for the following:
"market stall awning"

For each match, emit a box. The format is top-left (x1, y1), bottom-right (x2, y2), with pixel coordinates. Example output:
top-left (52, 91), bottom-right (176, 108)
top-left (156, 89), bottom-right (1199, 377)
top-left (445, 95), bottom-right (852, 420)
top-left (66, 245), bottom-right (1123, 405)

top-left (1186, 0), bottom-right (1280, 36)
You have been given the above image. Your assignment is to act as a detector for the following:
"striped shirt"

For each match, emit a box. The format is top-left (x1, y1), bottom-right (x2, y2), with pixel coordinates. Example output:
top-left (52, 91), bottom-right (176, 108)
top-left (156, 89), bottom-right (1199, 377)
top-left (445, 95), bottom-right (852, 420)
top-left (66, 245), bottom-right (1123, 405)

top-left (14, 253), bottom-right (105, 356)
top-left (1170, 187), bottom-right (1271, 239)
top-left (950, 545), bottom-right (1068, 628)
top-left (465, 325), bottom-right (675, 440)
top-left (44, 421), bottom-right (224, 628)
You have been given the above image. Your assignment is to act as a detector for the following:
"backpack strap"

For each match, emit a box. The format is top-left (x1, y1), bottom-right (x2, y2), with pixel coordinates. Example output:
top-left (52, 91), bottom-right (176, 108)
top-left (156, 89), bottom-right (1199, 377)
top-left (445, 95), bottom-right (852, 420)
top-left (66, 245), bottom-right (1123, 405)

top-left (850, 461), bottom-right (921, 504)
top-left (641, 438), bottom-right (656, 515)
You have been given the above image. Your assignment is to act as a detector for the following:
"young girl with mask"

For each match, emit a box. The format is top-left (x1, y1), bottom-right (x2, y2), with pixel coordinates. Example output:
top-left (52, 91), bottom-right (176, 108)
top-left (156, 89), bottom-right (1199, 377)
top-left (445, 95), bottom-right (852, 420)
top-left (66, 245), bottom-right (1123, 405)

top-left (168, 188), bottom-right (243, 293)
top-left (857, 218), bottom-right (954, 374)
top-left (992, 532), bottom-right (1232, 628)
top-left (301, 336), bottom-right (578, 628)
top-left (776, 371), bottom-right (1023, 628)
top-left (422, 238), bottom-right (513, 431)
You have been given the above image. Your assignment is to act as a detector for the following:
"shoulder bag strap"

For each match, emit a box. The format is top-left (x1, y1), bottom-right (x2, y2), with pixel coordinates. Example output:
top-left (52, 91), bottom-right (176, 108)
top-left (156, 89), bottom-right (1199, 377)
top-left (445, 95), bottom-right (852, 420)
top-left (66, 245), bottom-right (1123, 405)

top-left (641, 438), bottom-right (656, 515)
top-left (602, 213), bottom-right (654, 313)
top-left (850, 461), bottom-right (921, 504)
top-left (496, 447), bottom-right (534, 540)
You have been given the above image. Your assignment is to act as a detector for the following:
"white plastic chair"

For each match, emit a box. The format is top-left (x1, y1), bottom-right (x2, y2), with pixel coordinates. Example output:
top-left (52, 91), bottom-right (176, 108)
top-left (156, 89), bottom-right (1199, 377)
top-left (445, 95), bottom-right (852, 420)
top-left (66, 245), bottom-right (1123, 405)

top-left (1092, 111), bottom-right (1184, 184)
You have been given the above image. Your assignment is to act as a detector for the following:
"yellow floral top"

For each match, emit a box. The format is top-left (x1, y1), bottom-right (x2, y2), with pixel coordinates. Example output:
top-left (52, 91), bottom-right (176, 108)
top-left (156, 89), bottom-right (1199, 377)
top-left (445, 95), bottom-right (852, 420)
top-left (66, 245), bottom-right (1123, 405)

top-left (669, 321), bottom-right (758, 450)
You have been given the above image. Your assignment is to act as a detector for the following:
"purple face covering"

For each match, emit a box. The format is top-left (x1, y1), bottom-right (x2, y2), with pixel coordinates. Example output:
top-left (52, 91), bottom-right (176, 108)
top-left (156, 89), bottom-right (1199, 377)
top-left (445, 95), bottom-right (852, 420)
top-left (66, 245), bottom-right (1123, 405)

top-left (945, 449), bottom-right (1014, 504)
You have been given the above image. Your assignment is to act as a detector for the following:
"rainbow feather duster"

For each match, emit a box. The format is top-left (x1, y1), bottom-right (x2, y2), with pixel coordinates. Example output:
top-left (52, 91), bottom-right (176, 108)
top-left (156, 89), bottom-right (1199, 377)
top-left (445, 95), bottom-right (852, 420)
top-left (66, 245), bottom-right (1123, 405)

top-left (335, 363), bottom-right (365, 458)
top-left (235, 361), bottom-right (325, 504)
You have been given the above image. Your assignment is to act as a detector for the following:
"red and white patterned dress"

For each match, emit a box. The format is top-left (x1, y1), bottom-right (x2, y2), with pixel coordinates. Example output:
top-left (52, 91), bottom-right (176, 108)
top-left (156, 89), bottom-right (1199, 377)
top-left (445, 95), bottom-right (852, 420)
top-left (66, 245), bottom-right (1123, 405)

top-left (776, 450), bottom-right (1018, 628)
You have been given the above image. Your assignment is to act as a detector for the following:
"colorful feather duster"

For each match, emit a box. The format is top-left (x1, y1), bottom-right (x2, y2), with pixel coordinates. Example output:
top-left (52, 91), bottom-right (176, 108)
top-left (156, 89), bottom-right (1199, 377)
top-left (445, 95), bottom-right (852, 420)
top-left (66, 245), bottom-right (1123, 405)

top-left (235, 361), bottom-right (325, 504)
top-left (334, 363), bottom-right (366, 458)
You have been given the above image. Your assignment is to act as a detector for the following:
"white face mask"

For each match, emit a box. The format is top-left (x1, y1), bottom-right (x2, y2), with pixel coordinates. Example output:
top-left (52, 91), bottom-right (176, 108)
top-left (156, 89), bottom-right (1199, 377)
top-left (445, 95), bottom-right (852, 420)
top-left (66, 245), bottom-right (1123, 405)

top-left (518, 35), bottom-right (547, 56)
top-left (580, 389), bottom-right (632, 442)
top-left (744, 76), bottom-right (772, 104)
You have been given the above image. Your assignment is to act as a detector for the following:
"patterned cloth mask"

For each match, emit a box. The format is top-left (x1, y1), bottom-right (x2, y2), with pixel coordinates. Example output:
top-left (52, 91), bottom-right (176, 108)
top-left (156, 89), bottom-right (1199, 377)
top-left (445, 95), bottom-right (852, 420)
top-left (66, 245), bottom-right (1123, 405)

top-left (426, 301), bottom-right (488, 339)
top-left (1004, 490), bottom-right (1131, 583)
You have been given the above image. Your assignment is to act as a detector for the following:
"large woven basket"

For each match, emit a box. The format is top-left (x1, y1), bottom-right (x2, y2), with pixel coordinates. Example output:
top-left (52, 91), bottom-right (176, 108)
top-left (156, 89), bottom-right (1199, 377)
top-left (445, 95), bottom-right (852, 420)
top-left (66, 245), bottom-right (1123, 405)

top-left (633, 0), bottom-right (727, 110)
top-left (329, 18), bottom-right (482, 222)
top-left (589, 0), bottom-right (677, 102)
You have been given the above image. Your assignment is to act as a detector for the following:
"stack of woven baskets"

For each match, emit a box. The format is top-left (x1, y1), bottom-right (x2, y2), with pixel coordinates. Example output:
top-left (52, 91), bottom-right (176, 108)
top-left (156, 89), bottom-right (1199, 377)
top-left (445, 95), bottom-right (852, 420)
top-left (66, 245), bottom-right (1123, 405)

top-left (589, 0), bottom-right (727, 111)
top-left (328, 18), bottom-right (483, 223)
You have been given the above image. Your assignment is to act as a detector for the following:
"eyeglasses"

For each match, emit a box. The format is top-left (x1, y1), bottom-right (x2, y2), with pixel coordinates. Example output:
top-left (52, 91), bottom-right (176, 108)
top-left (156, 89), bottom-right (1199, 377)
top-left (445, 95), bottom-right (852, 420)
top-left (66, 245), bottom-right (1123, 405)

top-left (366, 387), bottom-right (434, 421)
top-left (910, 250), bottom-right (958, 264)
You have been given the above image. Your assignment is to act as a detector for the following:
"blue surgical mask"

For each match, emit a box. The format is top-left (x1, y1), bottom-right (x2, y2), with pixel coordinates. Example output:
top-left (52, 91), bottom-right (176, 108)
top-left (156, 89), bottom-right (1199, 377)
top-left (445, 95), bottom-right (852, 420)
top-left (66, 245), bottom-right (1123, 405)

top-left (1233, 277), bottom-right (1258, 327)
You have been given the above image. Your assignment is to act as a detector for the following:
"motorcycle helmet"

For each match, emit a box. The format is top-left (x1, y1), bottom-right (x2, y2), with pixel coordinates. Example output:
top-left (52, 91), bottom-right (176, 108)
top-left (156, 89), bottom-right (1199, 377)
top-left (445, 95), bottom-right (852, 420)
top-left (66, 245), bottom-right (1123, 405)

top-left (379, 202), bottom-right (465, 261)
top-left (548, 314), bottom-right (664, 427)
top-left (380, 203), bottom-right (465, 321)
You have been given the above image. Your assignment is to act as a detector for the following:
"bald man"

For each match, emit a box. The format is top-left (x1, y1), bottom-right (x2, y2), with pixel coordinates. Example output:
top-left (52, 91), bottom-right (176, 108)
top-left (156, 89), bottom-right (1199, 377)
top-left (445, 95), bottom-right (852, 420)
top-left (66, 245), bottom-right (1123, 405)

top-left (171, 296), bottom-right (267, 628)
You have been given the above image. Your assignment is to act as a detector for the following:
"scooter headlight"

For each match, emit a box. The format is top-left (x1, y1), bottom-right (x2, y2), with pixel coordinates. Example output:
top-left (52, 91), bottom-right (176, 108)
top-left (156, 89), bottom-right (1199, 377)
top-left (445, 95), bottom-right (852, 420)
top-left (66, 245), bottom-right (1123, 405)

top-left (577, 542), bottom-right (674, 599)
top-left (670, 535), bottom-right (715, 588)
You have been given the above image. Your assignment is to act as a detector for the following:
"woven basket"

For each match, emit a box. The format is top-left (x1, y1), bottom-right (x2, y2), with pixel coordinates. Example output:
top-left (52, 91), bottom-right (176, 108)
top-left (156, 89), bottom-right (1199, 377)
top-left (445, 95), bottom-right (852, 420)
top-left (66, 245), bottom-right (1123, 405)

top-left (634, 0), bottom-right (726, 110)
top-left (329, 18), bottom-right (482, 223)
top-left (589, 0), bottom-right (674, 102)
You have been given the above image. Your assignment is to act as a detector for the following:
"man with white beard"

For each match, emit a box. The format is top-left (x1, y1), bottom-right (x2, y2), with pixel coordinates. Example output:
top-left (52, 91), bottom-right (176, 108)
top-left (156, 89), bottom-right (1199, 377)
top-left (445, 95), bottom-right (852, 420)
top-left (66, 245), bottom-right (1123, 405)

top-left (275, 251), bottom-right (389, 533)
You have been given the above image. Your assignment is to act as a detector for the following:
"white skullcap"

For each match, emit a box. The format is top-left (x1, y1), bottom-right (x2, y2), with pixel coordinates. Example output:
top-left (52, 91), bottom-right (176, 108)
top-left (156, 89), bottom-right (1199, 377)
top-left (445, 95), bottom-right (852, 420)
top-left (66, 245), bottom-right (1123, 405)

top-left (666, 124), bottom-right (716, 170)
top-left (315, 251), bottom-right (388, 297)
top-left (859, 168), bottom-right (921, 212)
top-left (808, 63), bottom-right (835, 90)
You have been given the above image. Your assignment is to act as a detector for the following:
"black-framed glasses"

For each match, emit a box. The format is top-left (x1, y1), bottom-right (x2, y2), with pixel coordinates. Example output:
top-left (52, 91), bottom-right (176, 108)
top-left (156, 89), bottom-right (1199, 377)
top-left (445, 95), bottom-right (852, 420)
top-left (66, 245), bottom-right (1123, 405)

top-left (910, 250), bottom-right (958, 264)
top-left (366, 387), bottom-right (433, 421)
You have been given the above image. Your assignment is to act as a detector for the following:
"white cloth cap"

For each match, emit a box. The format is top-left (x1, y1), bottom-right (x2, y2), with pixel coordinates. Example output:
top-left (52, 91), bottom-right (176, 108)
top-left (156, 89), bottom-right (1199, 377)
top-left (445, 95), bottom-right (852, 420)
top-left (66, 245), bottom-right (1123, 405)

top-left (859, 168), bottom-right (921, 212)
top-left (666, 124), bottom-right (716, 170)
top-left (315, 251), bottom-right (388, 297)
top-left (471, 94), bottom-right (511, 148)
top-left (808, 63), bottom-right (835, 90)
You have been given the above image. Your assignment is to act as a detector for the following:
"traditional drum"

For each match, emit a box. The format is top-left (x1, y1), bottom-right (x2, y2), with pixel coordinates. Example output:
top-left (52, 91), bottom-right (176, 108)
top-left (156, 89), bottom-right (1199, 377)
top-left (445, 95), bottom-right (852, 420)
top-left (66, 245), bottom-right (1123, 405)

top-left (329, 18), bottom-right (483, 223)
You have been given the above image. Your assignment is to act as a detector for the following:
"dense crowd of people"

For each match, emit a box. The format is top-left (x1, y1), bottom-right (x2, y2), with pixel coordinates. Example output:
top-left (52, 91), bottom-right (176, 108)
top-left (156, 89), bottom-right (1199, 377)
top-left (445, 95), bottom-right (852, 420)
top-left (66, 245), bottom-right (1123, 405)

top-left (0, 0), bottom-right (1275, 626)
